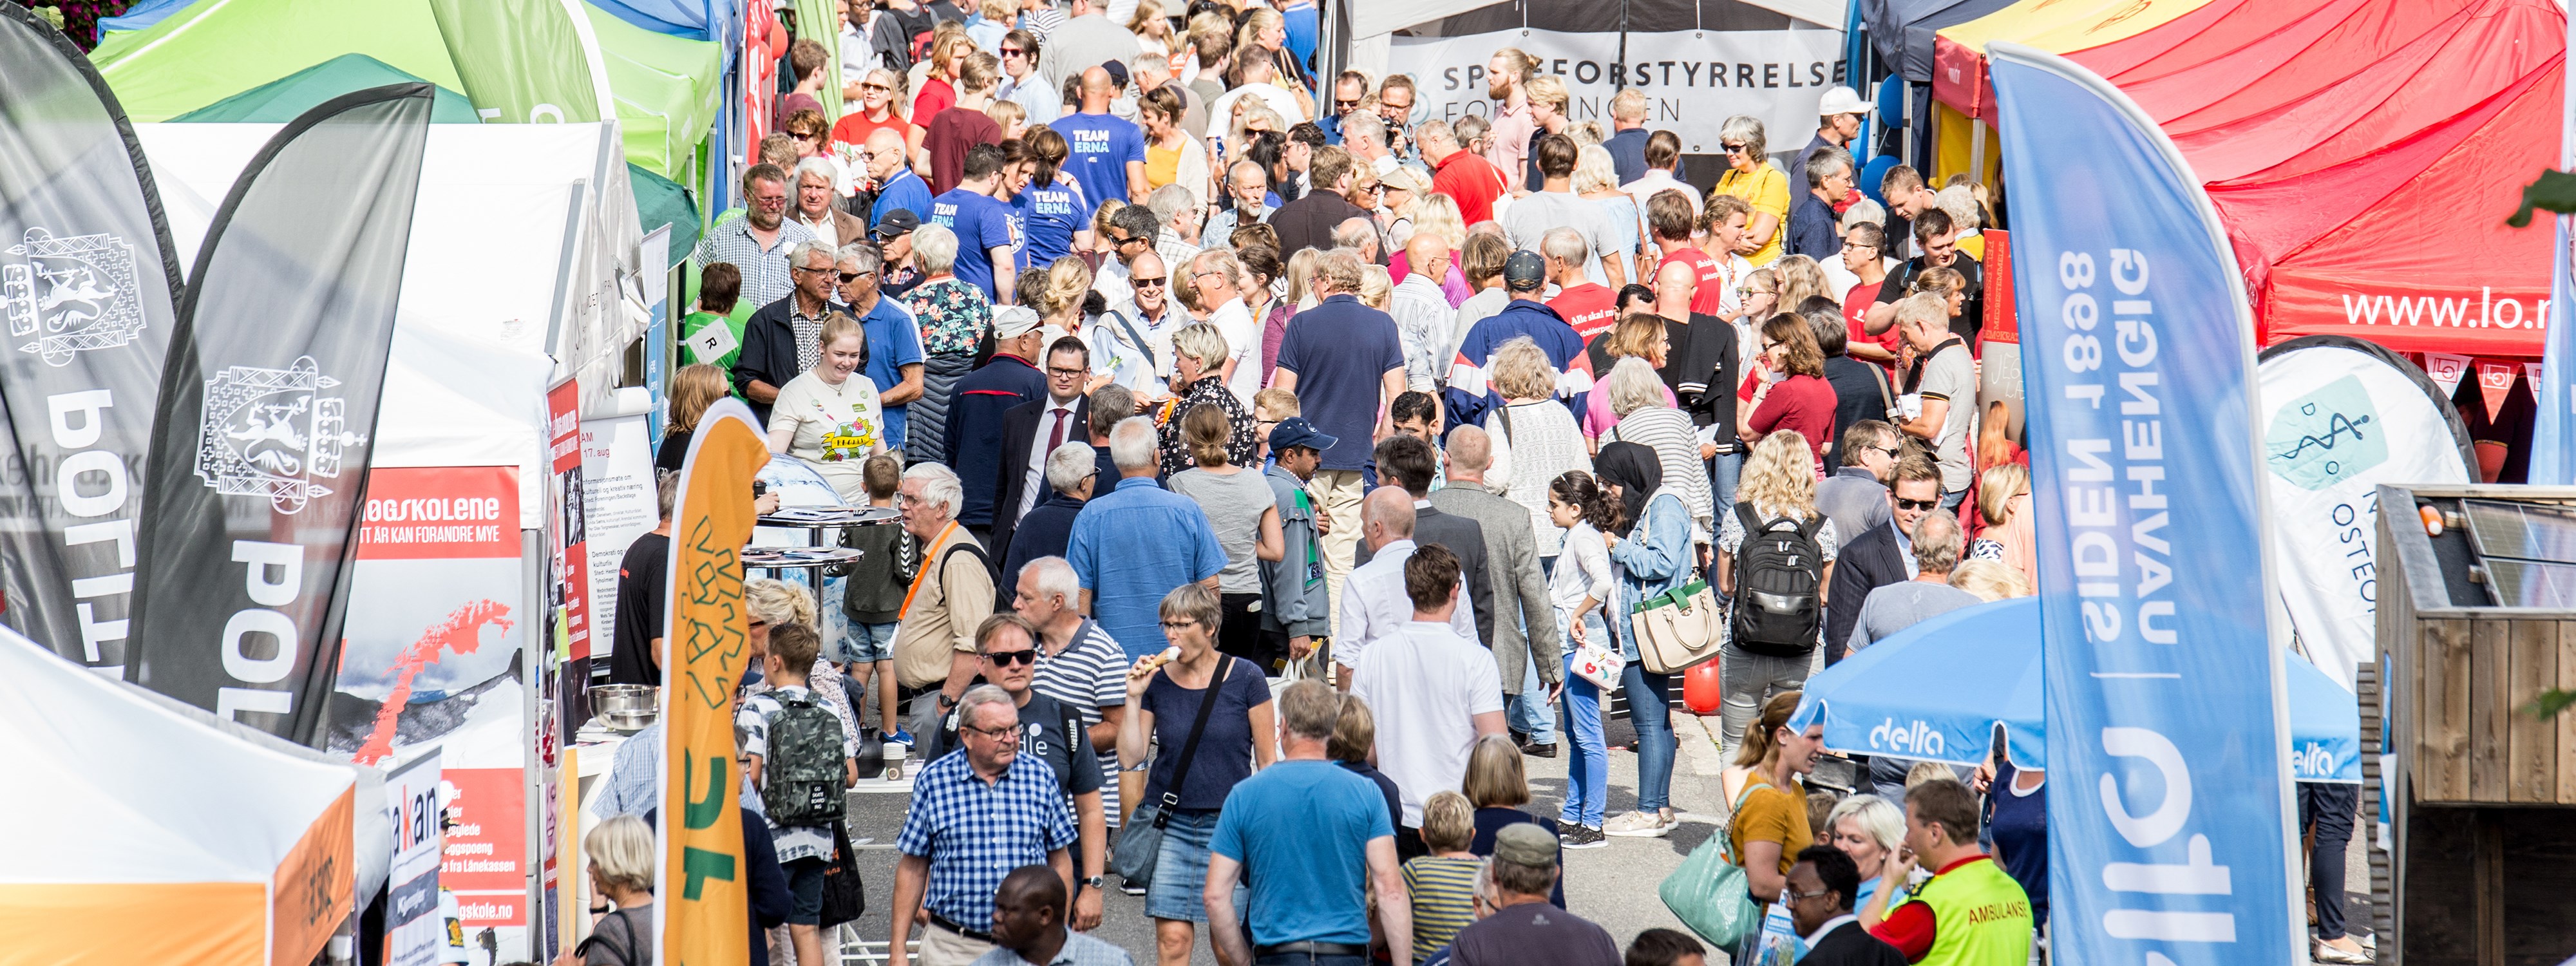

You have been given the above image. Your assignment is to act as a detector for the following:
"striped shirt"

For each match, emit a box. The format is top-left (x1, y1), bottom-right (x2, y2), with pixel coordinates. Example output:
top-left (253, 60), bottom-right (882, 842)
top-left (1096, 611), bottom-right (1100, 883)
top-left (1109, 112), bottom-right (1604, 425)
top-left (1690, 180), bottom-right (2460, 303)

top-left (694, 214), bottom-right (817, 309)
top-left (1015, 6), bottom-right (1066, 39)
top-left (1033, 618), bottom-right (1128, 777)
top-left (1403, 855), bottom-right (1483, 960)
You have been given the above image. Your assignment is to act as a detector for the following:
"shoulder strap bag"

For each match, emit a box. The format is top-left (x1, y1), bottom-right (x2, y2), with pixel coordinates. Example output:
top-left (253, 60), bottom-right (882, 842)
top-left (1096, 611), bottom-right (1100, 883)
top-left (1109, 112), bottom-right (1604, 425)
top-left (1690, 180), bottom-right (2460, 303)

top-left (1108, 658), bottom-right (1232, 887)
top-left (1659, 779), bottom-right (1770, 949)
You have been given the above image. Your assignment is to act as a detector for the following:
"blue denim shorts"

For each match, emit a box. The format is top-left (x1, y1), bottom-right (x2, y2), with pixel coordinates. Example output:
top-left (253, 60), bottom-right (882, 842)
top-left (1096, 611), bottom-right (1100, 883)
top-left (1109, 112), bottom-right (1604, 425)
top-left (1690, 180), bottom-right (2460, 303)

top-left (837, 620), bottom-right (900, 665)
top-left (1144, 807), bottom-right (1238, 923)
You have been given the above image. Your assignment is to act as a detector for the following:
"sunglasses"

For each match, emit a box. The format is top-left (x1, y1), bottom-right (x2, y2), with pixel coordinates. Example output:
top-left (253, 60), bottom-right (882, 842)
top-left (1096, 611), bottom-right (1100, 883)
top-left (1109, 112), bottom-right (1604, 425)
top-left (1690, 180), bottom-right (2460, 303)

top-left (1000, 48), bottom-right (1026, 57)
top-left (1895, 497), bottom-right (1940, 511)
top-left (981, 649), bottom-right (1038, 666)
top-left (838, 270), bottom-right (871, 283)
top-left (1159, 620), bottom-right (1198, 631)
top-left (1333, 98), bottom-right (1361, 109)
top-left (790, 131), bottom-right (819, 140)
top-left (1723, 142), bottom-right (1748, 153)
top-left (1132, 276), bottom-right (1168, 289)
top-left (861, 82), bottom-right (891, 92)
top-left (1114, 234), bottom-right (1149, 247)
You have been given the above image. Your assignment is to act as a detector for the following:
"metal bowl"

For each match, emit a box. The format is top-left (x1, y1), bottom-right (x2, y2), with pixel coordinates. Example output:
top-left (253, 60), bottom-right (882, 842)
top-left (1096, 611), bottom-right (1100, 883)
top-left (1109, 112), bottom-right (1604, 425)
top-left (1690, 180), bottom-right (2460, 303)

top-left (590, 684), bottom-right (658, 732)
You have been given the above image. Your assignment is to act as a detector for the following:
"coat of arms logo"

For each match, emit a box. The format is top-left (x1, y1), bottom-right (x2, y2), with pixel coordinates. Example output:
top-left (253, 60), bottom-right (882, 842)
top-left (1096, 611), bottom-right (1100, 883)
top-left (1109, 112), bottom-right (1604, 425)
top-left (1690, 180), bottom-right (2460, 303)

top-left (196, 355), bottom-right (365, 515)
top-left (2, 227), bottom-right (147, 366)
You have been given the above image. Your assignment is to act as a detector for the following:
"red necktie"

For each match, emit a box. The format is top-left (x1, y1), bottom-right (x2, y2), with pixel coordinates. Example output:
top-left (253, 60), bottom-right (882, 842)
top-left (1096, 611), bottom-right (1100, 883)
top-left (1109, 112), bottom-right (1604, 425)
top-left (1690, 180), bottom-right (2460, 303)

top-left (1046, 407), bottom-right (1070, 453)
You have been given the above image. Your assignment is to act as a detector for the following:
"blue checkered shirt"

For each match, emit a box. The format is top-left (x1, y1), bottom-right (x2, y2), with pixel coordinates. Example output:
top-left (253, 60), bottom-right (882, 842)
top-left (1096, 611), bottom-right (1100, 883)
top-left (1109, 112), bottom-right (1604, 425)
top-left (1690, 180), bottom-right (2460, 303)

top-left (969, 930), bottom-right (1135, 966)
top-left (896, 749), bottom-right (1079, 931)
top-left (694, 214), bottom-right (816, 308)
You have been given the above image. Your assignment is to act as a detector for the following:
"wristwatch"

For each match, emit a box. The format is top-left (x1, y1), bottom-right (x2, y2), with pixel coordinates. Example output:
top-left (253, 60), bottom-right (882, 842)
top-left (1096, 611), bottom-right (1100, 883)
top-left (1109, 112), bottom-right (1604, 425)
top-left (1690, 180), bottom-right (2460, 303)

top-left (1083, 875), bottom-right (1107, 891)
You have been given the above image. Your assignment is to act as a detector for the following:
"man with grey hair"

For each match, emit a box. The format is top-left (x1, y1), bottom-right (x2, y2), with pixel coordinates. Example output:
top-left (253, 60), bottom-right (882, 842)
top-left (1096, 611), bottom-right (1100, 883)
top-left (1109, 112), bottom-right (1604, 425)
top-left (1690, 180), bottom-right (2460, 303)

top-left (1202, 160), bottom-right (1274, 245)
top-left (1340, 110), bottom-right (1396, 177)
top-left (892, 681), bottom-right (1077, 966)
top-left (895, 462), bottom-right (998, 714)
top-left (734, 237), bottom-right (844, 426)
top-left (1847, 508), bottom-right (1976, 654)
top-left (1204, 679), bottom-right (1411, 966)
top-left (1146, 182), bottom-right (1204, 267)
top-left (1431, 425), bottom-right (1564, 757)
top-left (1788, 145), bottom-right (1854, 261)
top-left (1130, 52), bottom-right (1205, 140)
top-left (1332, 216), bottom-right (1381, 265)
top-left (1012, 553), bottom-right (1130, 783)
top-left (1065, 417), bottom-right (1227, 659)
top-left (792, 156), bottom-right (862, 248)
top-left (1188, 249), bottom-right (1260, 404)
top-left (840, 242), bottom-right (927, 455)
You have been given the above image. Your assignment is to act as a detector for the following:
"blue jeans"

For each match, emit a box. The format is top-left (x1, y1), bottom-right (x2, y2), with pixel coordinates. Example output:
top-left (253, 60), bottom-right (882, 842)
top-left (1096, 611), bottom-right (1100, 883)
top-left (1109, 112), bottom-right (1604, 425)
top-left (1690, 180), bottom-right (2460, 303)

top-left (1510, 653), bottom-right (1557, 745)
top-left (1622, 661), bottom-right (1676, 813)
top-left (1558, 612), bottom-right (1609, 828)
top-left (1711, 450), bottom-right (1743, 514)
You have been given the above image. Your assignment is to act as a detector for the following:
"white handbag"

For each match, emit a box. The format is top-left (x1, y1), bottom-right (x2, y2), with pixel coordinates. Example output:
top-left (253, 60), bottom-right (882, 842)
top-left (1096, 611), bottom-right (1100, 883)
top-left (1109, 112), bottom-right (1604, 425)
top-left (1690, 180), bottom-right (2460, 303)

top-left (1568, 633), bottom-right (1624, 692)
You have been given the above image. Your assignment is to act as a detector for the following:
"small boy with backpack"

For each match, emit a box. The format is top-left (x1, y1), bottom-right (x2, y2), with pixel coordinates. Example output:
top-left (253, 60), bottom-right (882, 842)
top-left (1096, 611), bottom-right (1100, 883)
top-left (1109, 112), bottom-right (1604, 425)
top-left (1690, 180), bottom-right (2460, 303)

top-left (738, 621), bottom-right (856, 966)
top-left (840, 453), bottom-right (910, 746)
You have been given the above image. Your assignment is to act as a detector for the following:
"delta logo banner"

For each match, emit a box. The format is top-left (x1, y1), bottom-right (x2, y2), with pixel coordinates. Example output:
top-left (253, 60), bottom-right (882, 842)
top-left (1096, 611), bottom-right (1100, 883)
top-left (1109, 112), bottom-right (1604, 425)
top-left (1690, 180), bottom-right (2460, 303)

top-left (658, 397), bottom-right (765, 966)
top-left (1987, 43), bottom-right (2300, 966)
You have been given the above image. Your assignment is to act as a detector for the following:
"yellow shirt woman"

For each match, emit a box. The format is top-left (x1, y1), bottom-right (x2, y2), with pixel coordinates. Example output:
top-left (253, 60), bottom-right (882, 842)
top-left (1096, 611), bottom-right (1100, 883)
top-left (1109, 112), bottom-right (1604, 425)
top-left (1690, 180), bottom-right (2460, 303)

top-left (1717, 163), bottom-right (1792, 267)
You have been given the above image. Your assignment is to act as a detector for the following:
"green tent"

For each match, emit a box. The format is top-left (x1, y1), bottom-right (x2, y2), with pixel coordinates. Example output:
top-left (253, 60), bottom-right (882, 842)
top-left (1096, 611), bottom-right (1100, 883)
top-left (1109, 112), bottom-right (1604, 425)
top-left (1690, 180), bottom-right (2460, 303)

top-left (173, 53), bottom-right (484, 124)
top-left (91, 0), bottom-right (721, 184)
top-left (155, 52), bottom-right (702, 265)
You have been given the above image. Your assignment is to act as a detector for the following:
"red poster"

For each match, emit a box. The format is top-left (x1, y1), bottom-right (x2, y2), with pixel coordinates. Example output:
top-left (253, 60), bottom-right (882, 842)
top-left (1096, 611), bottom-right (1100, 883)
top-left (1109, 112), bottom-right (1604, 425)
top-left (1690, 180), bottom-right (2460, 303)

top-left (440, 766), bottom-right (529, 926)
top-left (548, 380), bottom-right (591, 660)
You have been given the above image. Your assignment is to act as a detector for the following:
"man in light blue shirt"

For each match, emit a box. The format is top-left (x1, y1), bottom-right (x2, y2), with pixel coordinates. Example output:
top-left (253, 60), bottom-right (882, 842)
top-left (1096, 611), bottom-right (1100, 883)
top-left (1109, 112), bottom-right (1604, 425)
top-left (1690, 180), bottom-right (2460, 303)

top-left (1065, 417), bottom-right (1226, 660)
top-left (1205, 679), bottom-right (1407, 966)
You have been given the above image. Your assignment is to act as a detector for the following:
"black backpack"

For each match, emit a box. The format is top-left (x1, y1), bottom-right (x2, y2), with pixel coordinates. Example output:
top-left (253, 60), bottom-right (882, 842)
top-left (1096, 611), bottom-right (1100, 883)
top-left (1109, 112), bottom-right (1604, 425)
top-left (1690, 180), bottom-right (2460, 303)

top-left (760, 690), bottom-right (848, 827)
top-left (1730, 502), bottom-right (1826, 657)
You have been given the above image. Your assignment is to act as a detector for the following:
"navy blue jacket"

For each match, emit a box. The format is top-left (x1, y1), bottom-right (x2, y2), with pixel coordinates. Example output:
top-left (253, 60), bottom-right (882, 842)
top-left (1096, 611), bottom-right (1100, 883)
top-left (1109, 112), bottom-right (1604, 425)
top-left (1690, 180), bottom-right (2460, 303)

top-left (945, 352), bottom-right (1047, 527)
top-left (1001, 490), bottom-right (1086, 604)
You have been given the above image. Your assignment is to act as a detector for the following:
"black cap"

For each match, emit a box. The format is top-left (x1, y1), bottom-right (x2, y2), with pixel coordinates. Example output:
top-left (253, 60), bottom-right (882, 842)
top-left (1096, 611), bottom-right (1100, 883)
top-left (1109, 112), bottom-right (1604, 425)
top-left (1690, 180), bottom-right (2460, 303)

top-left (1266, 417), bottom-right (1340, 454)
top-left (1504, 250), bottom-right (1547, 290)
top-left (872, 209), bottom-right (920, 240)
top-left (1101, 59), bottom-right (1130, 89)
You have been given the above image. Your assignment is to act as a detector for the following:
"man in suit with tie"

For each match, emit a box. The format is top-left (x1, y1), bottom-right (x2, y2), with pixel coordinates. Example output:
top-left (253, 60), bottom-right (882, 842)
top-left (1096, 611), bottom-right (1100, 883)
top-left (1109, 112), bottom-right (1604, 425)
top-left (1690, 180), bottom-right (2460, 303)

top-left (1824, 455), bottom-right (1943, 667)
top-left (1356, 435), bottom-right (1493, 647)
top-left (989, 337), bottom-right (1096, 576)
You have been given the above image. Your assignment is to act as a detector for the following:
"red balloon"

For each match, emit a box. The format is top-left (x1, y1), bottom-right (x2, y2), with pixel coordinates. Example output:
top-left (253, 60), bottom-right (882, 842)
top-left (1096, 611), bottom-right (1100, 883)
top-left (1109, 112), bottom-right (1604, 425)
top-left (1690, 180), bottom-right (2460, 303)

top-left (1683, 659), bottom-right (1724, 715)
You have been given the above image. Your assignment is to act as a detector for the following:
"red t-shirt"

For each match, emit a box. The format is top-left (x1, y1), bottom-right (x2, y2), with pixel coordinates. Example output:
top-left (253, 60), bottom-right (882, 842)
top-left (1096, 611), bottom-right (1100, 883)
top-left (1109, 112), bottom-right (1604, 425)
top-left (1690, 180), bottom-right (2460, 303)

top-left (1745, 373), bottom-right (1837, 469)
top-left (830, 110), bottom-right (918, 153)
top-left (1432, 150), bottom-right (1507, 225)
top-left (1549, 283), bottom-right (1620, 343)
top-left (923, 107), bottom-right (1001, 196)
top-left (1660, 247), bottom-right (1727, 316)
top-left (1869, 855), bottom-right (1998, 961)
top-left (914, 77), bottom-right (958, 124)
top-left (1843, 279), bottom-right (1899, 372)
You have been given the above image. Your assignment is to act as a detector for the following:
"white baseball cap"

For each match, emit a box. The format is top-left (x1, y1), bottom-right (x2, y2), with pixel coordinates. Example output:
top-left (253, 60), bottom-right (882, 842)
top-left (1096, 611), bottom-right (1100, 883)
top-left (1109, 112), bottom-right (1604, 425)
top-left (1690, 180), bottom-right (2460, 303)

top-left (1817, 86), bottom-right (1870, 118)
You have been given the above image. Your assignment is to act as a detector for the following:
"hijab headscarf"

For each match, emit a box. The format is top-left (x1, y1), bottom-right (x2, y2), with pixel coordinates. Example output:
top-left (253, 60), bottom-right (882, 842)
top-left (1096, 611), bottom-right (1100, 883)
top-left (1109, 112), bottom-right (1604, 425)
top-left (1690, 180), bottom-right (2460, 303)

top-left (1593, 440), bottom-right (1663, 536)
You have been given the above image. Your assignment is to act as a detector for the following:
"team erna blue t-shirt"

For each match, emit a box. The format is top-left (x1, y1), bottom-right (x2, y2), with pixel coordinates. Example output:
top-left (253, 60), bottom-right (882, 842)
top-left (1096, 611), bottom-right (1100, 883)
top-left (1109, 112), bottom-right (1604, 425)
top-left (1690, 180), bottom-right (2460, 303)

top-left (927, 187), bottom-right (1019, 300)
top-left (1050, 111), bottom-right (1144, 211)
top-left (1014, 176), bottom-right (1094, 272)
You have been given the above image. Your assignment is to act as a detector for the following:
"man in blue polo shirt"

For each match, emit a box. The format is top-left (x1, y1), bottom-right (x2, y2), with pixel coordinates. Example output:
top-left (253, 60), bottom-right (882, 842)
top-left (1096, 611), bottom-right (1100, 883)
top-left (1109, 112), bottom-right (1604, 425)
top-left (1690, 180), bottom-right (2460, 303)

top-left (1270, 249), bottom-right (1406, 636)
top-left (1064, 417), bottom-right (1226, 660)
top-left (867, 126), bottom-right (933, 229)
top-left (838, 242), bottom-right (926, 454)
top-left (1052, 66), bottom-right (1147, 208)
top-left (1206, 679), bottom-right (1407, 966)
top-left (927, 143), bottom-right (1024, 303)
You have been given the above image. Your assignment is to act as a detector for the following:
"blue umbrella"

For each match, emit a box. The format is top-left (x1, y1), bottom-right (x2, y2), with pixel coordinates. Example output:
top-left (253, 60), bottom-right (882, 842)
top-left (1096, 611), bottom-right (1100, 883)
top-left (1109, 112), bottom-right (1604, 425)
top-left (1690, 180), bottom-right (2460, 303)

top-left (1790, 598), bottom-right (2360, 783)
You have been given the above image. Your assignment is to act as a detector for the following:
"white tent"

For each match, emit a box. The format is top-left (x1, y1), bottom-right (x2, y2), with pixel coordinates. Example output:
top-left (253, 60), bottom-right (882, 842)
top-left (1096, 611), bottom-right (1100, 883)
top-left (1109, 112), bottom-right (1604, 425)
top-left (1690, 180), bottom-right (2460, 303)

top-left (0, 623), bottom-right (365, 965)
top-left (135, 121), bottom-right (647, 529)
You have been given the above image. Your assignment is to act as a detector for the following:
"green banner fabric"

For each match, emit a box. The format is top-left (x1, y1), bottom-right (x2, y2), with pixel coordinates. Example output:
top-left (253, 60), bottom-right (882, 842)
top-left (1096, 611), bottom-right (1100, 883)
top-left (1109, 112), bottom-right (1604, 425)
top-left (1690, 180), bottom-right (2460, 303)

top-left (795, 0), bottom-right (844, 124)
top-left (174, 54), bottom-right (482, 124)
top-left (426, 0), bottom-right (612, 124)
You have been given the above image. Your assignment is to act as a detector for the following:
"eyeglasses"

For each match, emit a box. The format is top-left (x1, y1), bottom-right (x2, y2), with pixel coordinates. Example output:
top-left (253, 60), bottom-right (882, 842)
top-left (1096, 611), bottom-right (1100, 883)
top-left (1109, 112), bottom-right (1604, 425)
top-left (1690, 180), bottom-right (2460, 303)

top-left (1723, 143), bottom-right (1748, 153)
top-left (1046, 366), bottom-right (1087, 379)
top-left (1784, 886), bottom-right (1832, 904)
top-left (1159, 620), bottom-right (1198, 631)
top-left (861, 82), bottom-right (891, 93)
top-left (1895, 497), bottom-right (1940, 511)
top-left (1333, 98), bottom-right (1361, 110)
top-left (1113, 234), bottom-right (1149, 247)
top-left (1132, 276), bottom-right (1168, 289)
top-left (967, 723), bottom-right (1025, 739)
top-left (1193, 269), bottom-right (1227, 283)
top-left (838, 270), bottom-right (871, 283)
top-left (981, 649), bottom-right (1038, 666)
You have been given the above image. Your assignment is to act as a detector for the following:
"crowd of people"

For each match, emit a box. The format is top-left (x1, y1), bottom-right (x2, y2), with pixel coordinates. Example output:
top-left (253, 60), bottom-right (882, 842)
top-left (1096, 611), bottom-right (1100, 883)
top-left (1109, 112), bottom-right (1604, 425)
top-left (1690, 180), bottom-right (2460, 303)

top-left (584, 2), bottom-right (2371, 965)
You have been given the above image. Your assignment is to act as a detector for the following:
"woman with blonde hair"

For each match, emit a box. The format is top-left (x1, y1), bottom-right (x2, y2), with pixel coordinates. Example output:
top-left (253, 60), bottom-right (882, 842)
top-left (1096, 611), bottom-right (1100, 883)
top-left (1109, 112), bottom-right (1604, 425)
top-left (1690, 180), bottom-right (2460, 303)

top-left (983, 97), bottom-right (1027, 140)
top-left (1234, 7), bottom-right (1312, 108)
top-left (1035, 255), bottom-right (1095, 359)
top-left (1166, 403), bottom-right (1284, 663)
top-left (1461, 733), bottom-right (1569, 902)
top-left (1714, 113), bottom-right (1788, 265)
top-left (1356, 263), bottom-right (1394, 310)
top-left (741, 577), bottom-right (869, 743)
top-left (1714, 431), bottom-right (1839, 757)
top-left (1602, 356), bottom-right (1713, 538)
top-left (1575, 144), bottom-right (1643, 285)
top-left (1771, 254), bottom-right (1831, 315)
top-left (1967, 461), bottom-right (2035, 584)
top-left (1824, 793), bottom-right (1911, 927)
top-left (909, 27), bottom-right (974, 122)
top-left (765, 314), bottom-right (888, 501)
top-left (1580, 314), bottom-right (1677, 444)
top-left (1260, 247), bottom-right (1321, 388)
top-left (576, 816), bottom-right (656, 965)
top-left (1155, 323), bottom-right (1256, 477)
top-left (657, 363), bottom-right (732, 474)
top-left (1483, 337), bottom-right (1591, 558)
top-left (1128, 0), bottom-right (1175, 57)
top-left (1949, 558), bottom-right (2032, 601)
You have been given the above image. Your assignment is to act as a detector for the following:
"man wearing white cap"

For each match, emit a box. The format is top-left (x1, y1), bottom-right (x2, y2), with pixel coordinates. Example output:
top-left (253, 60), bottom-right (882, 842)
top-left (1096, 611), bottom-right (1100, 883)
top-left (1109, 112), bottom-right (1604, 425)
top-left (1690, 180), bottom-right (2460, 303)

top-left (946, 306), bottom-right (1052, 540)
top-left (1788, 86), bottom-right (1871, 205)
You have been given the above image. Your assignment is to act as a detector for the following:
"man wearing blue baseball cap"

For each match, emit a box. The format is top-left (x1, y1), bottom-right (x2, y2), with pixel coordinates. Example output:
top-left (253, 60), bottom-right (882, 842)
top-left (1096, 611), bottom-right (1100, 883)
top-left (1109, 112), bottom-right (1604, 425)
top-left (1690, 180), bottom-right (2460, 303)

top-left (1260, 415), bottom-right (1340, 671)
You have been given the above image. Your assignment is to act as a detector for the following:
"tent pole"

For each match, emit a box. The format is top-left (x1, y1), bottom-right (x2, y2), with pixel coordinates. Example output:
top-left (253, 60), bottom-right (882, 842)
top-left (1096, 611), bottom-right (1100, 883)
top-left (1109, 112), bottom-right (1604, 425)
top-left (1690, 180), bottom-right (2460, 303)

top-left (1972, 120), bottom-right (1985, 184)
top-left (1902, 79), bottom-right (1914, 169)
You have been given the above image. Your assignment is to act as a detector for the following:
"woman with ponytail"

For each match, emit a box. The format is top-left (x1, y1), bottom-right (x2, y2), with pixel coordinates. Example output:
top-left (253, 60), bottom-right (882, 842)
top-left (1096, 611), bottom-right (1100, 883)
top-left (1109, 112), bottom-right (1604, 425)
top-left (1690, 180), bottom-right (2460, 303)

top-left (1013, 126), bottom-right (1094, 273)
top-left (1731, 689), bottom-right (1828, 963)
top-left (1546, 470), bottom-right (1620, 848)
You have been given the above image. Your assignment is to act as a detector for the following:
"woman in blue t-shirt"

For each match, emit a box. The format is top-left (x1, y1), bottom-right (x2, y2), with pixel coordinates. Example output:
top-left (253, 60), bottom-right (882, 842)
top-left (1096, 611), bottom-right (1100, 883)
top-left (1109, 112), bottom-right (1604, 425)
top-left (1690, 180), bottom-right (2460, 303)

top-left (1014, 125), bottom-right (1095, 273)
top-left (1118, 583), bottom-right (1276, 963)
top-left (1823, 793), bottom-right (1911, 927)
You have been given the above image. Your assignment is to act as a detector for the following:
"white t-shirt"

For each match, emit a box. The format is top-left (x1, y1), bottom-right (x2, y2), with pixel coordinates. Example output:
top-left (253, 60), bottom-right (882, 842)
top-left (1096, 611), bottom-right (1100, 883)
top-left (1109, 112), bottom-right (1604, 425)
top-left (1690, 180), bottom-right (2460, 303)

top-left (1204, 82), bottom-right (1307, 138)
top-left (768, 369), bottom-right (886, 499)
top-left (1349, 620), bottom-right (1504, 826)
top-left (1208, 296), bottom-right (1260, 406)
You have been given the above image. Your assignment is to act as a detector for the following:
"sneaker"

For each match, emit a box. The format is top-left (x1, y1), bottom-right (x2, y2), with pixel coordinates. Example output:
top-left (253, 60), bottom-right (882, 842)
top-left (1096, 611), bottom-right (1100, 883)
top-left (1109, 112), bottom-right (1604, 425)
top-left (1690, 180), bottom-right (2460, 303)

top-left (1602, 811), bottom-right (1672, 837)
top-left (1119, 880), bottom-right (1148, 896)
top-left (1560, 825), bottom-right (1609, 849)
top-left (1520, 741), bottom-right (1558, 758)
top-left (887, 728), bottom-right (915, 746)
